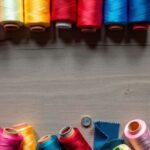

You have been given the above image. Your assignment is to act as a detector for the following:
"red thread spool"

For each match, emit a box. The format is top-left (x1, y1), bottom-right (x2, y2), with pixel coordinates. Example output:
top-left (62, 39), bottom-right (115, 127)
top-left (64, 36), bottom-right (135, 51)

top-left (52, 0), bottom-right (76, 29)
top-left (133, 24), bottom-right (149, 30)
top-left (59, 126), bottom-right (92, 150)
top-left (77, 0), bottom-right (103, 32)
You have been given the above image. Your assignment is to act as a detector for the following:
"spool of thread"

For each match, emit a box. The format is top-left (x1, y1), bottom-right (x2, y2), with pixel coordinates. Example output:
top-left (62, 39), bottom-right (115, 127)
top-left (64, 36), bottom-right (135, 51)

top-left (59, 126), bottom-right (92, 150)
top-left (12, 122), bottom-right (36, 150)
top-left (37, 135), bottom-right (62, 150)
top-left (113, 144), bottom-right (131, 150)
top-left (128, 0), bottom-right (150, 30)
top-left (77, 0), bottom-right (103, 32)
top-left (124, 119), bottom-right (150, 150)
top-left (0, 0), bottom-right (24, 31)
top-left (0, 128), bottom-right (23, 150)
top-left (52, 0), bottom-right (76, 29)
top-left (104, 0), bottom-right (127, 30)
top-left (24, 0), bottom-right (51, 32)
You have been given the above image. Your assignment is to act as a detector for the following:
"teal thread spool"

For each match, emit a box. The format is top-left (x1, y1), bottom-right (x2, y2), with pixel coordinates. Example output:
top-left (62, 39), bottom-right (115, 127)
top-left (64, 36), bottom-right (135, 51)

top-left (37, 135), bottom-right (62, 150)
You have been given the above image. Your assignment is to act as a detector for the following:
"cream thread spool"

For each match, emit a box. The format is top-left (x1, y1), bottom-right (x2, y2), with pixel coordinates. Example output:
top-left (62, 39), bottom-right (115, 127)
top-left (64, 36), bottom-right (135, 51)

top-left (124, 119), bottom-right (150, 150)
top-left (1, 0), bottom-right (24, 31)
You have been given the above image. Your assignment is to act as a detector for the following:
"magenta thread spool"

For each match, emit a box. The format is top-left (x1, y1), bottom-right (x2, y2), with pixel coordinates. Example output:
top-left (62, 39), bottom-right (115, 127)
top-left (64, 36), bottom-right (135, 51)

top-left (124, 119), bottom-right (150, 150)
top-left (0, 128), bottom-right (23, 150)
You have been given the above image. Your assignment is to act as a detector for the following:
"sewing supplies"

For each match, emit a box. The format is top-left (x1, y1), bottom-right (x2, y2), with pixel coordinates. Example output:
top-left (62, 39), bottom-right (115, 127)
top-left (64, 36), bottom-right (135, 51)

top-left (0, 0), bottom-right (24, 31)
top-left (104, 0), bottom-right (128, 30)
top-left (52, 0), bottom-right (76, 29)
top-left (113, 144), bottom-right (131, 150)
top-left (81, 115), bottom-right (92, 128)
top-left (128, 0), bottom-right (150, 30)
top-left (24, 0), bottom-right (51, 32)
top-left (94, 121), bottom-right (124, 150)
top-left (13, 122), bottom-right (37, 150)
top-left (0, 128), bottom-right (23, 150)
top-left (37, 135), bottom-right (62, 150)
top-left (124, 119), bottom-right (150, 150)
top-left (59, 126), bottom-right (92, 150)
top-left (77, 0), bottom-right (103, 32)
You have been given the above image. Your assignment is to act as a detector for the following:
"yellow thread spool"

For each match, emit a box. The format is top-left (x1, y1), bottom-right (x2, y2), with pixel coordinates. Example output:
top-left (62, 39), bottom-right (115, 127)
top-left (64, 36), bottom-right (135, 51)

top-left (0, 0), bottom-right (24, 31)
top-left (24, 0), bottom-right (51, 32)
top-left (13, 123), bottom-right (36, 150)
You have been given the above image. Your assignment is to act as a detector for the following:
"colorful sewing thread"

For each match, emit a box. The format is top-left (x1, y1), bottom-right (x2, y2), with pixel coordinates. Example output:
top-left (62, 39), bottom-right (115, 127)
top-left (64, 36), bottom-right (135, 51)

top-left (94, 121), bottom-right (124, 150)
top-left (52, 0), bottom-right (76, 29)
top-left (113, 144), bottom-right (131, 150)
top-left (128, 0), bottom-right (150, 30)
top-left (0, 128), bottom-right (23, 150)
top-left (0, 0), bottom-right (24, 30)
top-left (13, 122), bottom-right (37, 150)
top-left (37, 135), bottom-right (62, 150)
top-left (77, 0), bottom-right (103, 32)
top-left (24, 0), bottom-right (51, 32)
top-left (104, 0), bottom-right (128, 30)
top-left (59, 126), bottom-right (92, 150)
top-left (124, 119), bottom-right (150, 150)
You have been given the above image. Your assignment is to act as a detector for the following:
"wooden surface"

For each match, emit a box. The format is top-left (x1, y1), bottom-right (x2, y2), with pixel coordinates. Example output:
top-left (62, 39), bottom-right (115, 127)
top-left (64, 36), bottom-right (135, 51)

top-left (0, 26), bottom-right (150, 145)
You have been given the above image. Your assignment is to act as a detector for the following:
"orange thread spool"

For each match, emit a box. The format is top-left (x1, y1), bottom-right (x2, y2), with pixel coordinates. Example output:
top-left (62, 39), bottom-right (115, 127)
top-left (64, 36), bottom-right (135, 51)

top-left (24, 0), bottom-right (51, 32)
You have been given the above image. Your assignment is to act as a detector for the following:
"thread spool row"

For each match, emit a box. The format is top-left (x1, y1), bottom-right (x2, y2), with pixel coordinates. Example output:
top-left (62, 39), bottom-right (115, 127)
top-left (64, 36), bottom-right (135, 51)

top-left (0, 0), bottom-right (149, 32)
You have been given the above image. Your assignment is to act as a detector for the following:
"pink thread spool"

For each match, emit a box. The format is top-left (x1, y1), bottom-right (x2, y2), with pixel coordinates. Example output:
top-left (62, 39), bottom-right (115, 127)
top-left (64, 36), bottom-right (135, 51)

top-left (124, 119), bottom-right (150, 150)
top-left (0, 128), bottom-right (23, 150)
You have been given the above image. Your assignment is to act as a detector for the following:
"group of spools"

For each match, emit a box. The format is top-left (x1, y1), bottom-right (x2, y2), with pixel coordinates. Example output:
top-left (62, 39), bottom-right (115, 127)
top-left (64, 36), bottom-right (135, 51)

top-left (1, 119), bottom-right (150, 150)
top-left (0, 0), bottom-right (150, 32)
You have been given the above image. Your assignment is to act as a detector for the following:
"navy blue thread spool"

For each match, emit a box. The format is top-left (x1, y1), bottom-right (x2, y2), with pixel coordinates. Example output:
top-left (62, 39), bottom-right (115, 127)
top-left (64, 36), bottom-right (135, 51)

top-left (104, 0), bottom-right (128, 30)
top-left (128, 0), bottom-right (150, 30)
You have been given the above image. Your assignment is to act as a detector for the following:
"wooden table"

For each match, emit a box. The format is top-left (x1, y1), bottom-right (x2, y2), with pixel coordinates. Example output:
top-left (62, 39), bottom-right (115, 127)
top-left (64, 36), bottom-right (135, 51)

top-left (0, 27), bottom-right (149, 145)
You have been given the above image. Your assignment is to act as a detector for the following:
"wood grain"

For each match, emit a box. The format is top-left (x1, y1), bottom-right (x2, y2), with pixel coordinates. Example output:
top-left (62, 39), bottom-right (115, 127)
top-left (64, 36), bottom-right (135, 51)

top-left (0, 27), bottom-right (150, 146)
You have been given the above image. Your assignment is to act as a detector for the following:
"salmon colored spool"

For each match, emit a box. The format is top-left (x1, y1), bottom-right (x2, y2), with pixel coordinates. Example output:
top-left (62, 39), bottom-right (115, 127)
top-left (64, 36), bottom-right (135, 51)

top-left (24, 0), bottom-right (51, 32)
top-left (59, 126), bottom-right (92, 150)
top-left (0, 0), bottom-right (24, 31)
top-left (13, 122), bottom-right (37, 150)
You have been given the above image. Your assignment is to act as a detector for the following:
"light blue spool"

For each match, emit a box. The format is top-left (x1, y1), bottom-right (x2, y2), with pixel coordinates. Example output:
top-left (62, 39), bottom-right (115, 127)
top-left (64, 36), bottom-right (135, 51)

top-left (104, 0), bottom-right (128, 25)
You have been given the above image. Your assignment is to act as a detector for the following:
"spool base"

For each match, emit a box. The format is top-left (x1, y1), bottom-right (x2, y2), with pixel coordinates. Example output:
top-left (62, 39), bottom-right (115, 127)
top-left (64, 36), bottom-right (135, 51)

top-left (56, 22), bottom-right (72, 29)
top-left (30, 26), bottom-right (46, 32)
top-left (4, 24), bottom-right (20, 31)
top-left (108, 25), bottom-right (124, 30)
top-left (4, 128), bottom-right (17, 135)
top-left (59, 127), bottom-right (74, 138)
top-left (38, 135), bottom-right (50, 144)
top-left (128, 120), bottom-right (141, 134)
top-left (81, 28), bottom-right (97, 32)
top-left (133, 24), bottom-right (148, 30)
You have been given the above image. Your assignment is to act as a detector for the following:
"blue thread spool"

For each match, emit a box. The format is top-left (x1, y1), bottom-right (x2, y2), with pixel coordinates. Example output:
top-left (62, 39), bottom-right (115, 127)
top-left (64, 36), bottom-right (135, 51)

top-left (129, 0), bottom-right (150, 30)
top-left (37, 135), bottom-right (62, 150)
top-left (104, 0), bottom-right (128, 30)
